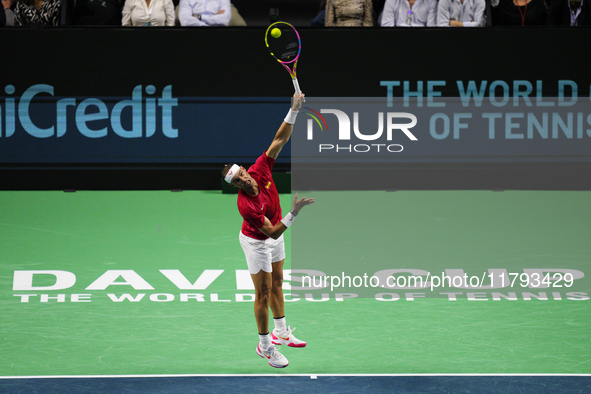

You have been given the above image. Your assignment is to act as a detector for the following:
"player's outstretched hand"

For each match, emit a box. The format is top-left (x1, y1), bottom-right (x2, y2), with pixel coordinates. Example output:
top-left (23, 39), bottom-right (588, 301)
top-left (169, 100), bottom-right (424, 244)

top-left (291, 92), bottom-right (305, 111)
top-left (292, 192), bottom-right (314, 215)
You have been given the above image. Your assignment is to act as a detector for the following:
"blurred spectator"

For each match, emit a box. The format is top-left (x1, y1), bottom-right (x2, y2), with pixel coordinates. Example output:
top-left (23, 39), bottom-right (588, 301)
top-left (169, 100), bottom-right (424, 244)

top-left (1, 3), bottom-right (5, 25)
top-left (373, 0), bottom-right (385, 22)
top-left (14, 0), bottom-right (61, 25)
top-left (547, 0), bottom-right (590, 25)
top-left (381, 0), bottom-right (437, 26)
top-left (178, 0), bottom-right (230, 26)
top-left (2, 0), bottom-right (15, 25)
top-left (311, 0), bottom-right (326, 26)
top-left (492, 0), bottom-right (547, 25)
top-left (326, 0), bottom-right (374, 26)
top-left (437, 0), bottom-right (486, 25)
top-left (122, 0), bottom-right (174, 25)
top-left (74, 0), bottom-right (123, 24)
top-left (228, 2), bottom-right (245, 25)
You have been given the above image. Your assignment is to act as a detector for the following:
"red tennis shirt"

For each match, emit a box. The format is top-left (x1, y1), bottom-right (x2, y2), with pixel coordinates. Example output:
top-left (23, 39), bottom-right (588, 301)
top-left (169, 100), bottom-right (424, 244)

top-left (237, 152), bottom-right (282, 240)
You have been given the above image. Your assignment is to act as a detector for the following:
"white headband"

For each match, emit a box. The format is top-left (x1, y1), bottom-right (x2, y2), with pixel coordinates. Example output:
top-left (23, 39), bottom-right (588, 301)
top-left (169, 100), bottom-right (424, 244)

top-left (224, 164), bottom-right (240, 184)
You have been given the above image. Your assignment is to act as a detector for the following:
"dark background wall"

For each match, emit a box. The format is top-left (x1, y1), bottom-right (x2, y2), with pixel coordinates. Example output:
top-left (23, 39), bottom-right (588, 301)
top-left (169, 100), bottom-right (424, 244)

top-left (2, 27), bottom-right (591, 190)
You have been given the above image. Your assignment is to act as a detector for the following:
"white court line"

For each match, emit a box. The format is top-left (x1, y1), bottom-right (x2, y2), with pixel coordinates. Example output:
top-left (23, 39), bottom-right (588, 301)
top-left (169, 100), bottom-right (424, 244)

top-left (1, 373), bottom-right (591, 379)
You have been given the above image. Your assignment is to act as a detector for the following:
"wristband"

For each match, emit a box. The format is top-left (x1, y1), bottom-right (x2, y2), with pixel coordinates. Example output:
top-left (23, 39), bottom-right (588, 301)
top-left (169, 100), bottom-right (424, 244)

top-left (280, 212), bottom-right (296, 228)
top-left (284, 109), bottom-right (298, 125)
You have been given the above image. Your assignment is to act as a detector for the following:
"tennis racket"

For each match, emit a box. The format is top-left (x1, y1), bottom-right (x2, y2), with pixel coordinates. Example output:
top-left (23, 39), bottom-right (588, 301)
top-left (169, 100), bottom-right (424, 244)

top-left (265, 21), bottom-right (302, 96)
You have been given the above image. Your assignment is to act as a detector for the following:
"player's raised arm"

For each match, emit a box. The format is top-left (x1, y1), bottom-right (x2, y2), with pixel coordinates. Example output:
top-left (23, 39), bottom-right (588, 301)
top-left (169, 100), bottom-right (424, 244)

top-left (266, 93), bottom-right (305, 160)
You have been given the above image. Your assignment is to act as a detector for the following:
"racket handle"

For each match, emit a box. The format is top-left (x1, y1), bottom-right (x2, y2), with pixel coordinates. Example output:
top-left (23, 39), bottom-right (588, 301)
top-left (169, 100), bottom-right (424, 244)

top-left (292, 78), bottom-right (302, 97)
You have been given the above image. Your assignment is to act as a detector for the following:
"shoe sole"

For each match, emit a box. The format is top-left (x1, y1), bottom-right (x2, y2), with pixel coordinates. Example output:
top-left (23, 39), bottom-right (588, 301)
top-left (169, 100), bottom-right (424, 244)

top-left (271, 340), bottom-right (306, 348)
top-left (256, 344), bottom-right (289, 368)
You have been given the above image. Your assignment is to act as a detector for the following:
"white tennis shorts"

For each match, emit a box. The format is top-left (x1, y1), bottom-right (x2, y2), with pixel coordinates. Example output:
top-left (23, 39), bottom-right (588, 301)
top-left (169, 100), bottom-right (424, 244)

top-left (239, 232), bottom-right (285, 274)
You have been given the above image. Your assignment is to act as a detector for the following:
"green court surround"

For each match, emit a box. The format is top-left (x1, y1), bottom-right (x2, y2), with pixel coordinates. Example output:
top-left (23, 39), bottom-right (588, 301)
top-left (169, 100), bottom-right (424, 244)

top-left (1, 191), bottom-right (589, 376)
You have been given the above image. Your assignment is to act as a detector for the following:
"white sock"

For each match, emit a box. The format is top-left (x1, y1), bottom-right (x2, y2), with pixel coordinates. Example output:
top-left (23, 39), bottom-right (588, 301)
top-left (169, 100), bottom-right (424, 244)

top-left (259, 333), bottom-right (272, 350)
top-left (274, 316), bottom-right (287, 333)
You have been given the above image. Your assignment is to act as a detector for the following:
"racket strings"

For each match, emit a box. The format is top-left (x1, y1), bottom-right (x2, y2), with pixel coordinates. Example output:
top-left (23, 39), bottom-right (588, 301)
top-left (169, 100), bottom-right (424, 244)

top-left (267, 27), bottom-right (299, 63)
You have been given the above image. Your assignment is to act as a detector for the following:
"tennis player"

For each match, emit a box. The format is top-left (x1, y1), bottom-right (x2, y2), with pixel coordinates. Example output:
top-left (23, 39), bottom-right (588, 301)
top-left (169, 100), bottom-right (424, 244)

top-left (222, 92), bottom-right (314, 368)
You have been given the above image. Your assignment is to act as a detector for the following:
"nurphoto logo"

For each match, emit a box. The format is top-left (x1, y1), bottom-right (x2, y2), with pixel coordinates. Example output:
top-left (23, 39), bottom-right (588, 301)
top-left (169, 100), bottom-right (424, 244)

top-left (303, 107), bottom-right (417, 154)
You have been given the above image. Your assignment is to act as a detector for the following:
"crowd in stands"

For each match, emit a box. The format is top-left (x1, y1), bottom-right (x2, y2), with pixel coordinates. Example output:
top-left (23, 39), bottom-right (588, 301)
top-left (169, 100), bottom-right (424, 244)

top-left (315, 0), bottom-right (589, 26)
top-left (1, 0), bottom-right (589, 27)
top-left (1, 0), bottom-right (245, 26)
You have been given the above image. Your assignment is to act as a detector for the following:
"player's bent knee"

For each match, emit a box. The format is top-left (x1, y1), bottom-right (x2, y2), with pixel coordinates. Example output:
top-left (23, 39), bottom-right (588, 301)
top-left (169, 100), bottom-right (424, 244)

top-left (272, 278), bottom-right (283, 289)
top-left (255, 292), bottom-right (271, 306)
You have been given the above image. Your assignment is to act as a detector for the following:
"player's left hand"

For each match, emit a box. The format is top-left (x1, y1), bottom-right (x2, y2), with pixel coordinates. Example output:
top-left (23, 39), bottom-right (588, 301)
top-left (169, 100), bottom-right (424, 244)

top-left (292, 192), bottom-right (314, 214)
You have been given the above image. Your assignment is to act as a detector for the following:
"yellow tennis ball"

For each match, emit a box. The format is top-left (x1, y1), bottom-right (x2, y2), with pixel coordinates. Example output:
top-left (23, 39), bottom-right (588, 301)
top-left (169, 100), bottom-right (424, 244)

top-left (271, 28), bottom-right (281, 38)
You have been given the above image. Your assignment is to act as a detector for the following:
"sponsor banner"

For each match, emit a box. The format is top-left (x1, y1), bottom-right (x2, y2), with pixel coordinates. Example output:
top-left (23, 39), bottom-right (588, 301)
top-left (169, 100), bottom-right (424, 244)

top-left (291, 96), bottom-right (591, 164)
top-left (0, 86), bottom-right (289, 164)
top-left (0, 80), bottom-right (591, 165)
top-left (8, 268), bottom-right (590, 303)
top-left (3, 82), bottom-right (591, 166)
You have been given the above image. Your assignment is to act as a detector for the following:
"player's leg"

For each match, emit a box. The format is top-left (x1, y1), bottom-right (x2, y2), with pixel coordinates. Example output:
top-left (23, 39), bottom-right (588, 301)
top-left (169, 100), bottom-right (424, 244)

top-left (250, 269), bottom-right (289, 368)
top-left (269, 259), bottom-right (285, 319)
top-left (250, 269), bottom-right (272, 335)
top-left (240, 232), bottom-right (289, 368)
top-left (269, 237), bottom-right (307, 348)
top-left (269, 235), bottom-right (287, 320)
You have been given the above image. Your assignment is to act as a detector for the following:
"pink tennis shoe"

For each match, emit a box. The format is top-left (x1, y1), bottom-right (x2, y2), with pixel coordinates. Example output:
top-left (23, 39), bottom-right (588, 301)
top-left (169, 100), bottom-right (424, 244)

top-left (271, 326), bottom-right (306, 348)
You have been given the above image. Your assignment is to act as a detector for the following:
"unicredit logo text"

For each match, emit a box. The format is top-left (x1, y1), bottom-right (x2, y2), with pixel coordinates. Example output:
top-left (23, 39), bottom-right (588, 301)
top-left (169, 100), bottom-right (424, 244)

top-left (0, 84), bottom-right (178, 139)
